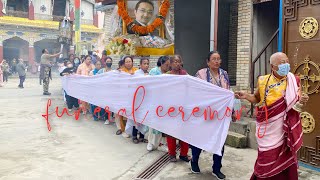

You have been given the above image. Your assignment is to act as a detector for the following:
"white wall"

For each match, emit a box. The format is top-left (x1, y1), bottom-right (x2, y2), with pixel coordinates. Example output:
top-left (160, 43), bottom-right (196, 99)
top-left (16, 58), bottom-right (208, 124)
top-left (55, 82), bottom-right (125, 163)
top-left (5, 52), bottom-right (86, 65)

top-left (98, 11), bottom-right (105, 29)
top-left (33, 0), bottom-right (53, 20)
top-left (81, 0), bottom-right (93, 20)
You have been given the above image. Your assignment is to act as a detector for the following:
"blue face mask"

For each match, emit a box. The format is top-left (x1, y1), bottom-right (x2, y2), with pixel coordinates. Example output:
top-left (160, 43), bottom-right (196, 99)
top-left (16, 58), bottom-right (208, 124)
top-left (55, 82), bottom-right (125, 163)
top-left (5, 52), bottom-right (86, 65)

top-left (276, 63), bottom-right (290, 76)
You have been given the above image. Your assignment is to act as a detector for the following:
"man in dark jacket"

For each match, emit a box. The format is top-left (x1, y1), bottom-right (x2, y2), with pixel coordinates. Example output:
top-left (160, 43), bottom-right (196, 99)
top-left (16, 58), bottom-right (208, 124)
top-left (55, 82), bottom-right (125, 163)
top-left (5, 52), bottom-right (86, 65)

top-left (16, 59), bottom-right (26, 88)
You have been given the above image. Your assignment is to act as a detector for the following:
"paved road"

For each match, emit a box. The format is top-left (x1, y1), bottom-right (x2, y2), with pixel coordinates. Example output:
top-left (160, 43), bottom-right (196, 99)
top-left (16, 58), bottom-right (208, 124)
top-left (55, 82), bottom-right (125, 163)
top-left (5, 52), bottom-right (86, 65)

top-left (0, 77), bottom-right (319, 180)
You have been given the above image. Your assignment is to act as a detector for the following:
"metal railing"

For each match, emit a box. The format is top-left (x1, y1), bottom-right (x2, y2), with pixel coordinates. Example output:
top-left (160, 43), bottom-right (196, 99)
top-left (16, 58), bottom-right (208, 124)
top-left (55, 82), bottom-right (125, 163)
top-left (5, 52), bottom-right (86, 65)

top-left (249, 28), bottom-right (279, 116)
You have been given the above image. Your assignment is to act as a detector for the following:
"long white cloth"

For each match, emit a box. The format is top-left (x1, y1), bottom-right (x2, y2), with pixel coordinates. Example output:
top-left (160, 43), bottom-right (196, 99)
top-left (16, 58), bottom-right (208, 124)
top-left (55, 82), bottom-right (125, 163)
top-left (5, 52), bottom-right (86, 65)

top-left (62, 71), bottom-right (234, 155)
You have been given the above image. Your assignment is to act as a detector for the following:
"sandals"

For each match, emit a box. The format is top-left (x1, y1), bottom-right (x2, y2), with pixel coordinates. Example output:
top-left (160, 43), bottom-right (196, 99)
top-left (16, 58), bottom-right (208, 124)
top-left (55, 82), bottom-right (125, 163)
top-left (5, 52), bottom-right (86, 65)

top-left (139, 138), bottom-right (148, 143)
top-left (133, 137), bottom-right (139, 144)
top-left (116, 129), bottom-right (122, 135)
top-left (169, 155), bottom-right (177, 162)
top-left (179, 155), bottom-right (191, 162)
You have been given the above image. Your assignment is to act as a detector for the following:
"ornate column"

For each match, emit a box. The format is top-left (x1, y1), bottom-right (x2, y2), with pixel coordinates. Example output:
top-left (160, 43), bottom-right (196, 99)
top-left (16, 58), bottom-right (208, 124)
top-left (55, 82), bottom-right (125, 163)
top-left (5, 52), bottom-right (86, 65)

top-left (28, 41), bottom-right (35, 64)
top-left (93, 10), bottom-right (99, 27)
top-left (0, 40), bottom-right (3, 63)
top-left (28, 0), bottom-right (35, 20)
top-left (0, 0), bottom-right (3, 17)
top-left (69, 4), bottom-right (75, 21)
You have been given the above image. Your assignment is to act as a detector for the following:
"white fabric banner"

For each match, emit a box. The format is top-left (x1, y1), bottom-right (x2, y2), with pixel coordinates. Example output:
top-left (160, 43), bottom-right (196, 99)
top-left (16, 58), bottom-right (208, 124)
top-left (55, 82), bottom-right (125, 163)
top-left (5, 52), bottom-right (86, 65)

top-left (62, 71), bottom-right (234, 156)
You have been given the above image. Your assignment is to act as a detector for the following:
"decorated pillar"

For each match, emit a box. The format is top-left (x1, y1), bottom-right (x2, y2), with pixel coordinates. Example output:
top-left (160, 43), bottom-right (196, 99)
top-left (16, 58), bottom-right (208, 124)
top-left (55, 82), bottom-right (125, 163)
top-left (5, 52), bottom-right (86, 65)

top-left (74, 0), bottom-right (81, 56)
top-left (28, 0), bottom-right (34, 20)
top-left (0, 0), bottom-right (3, 17)
top-left (0, 41), bottom-right (3, 63)
top-left (28, 41), bottom-right (35, 64)
top-left (70, 4), bottom-right (75, 21)
top-left (93, 10), bottom-right (99, 27)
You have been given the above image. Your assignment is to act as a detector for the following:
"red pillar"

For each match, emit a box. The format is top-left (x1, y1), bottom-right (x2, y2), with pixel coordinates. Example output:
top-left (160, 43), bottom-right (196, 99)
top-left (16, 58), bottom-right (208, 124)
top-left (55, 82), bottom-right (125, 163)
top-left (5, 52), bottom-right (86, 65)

top-left (0, 44), bottom-right (3, 64)
top-left (28, 45), bottom-right (35, 64)
top-left (93, 11), bottom-right (99, 27)
top-left (28, 0), bottom-right (35, 20)
top-left (70, 7), bottom-right (75, 21)
top-left (0, 1), bottom-right (3, 17)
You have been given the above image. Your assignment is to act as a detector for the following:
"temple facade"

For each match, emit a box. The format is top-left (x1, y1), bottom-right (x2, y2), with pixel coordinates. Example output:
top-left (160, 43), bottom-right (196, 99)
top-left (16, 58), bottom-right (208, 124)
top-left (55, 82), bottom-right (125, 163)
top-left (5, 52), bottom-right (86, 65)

top-left (0, 0), bottom-right (103, 66)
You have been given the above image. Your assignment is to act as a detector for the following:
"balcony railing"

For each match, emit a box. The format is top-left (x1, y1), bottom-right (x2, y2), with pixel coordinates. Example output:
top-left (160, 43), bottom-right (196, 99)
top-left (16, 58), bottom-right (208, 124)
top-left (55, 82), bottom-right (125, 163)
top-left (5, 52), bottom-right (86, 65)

top-left (52, 15), bottom-right (64, 22)
top-left (6, 10), bottom-right (28, 18)
top-left (249, 28), bottom-right (279, 116)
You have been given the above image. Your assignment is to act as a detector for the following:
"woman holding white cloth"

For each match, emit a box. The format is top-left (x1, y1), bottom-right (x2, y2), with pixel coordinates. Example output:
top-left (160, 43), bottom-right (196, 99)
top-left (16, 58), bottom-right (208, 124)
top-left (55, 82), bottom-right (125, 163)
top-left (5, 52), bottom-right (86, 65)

top-left (146, 56), bottom-right (170, 151)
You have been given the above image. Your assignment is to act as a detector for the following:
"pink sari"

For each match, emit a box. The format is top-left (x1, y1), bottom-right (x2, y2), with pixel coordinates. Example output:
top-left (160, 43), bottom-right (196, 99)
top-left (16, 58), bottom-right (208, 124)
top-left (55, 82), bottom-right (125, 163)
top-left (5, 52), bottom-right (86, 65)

top-left (76, 63), bottom-right (95, 114)
top-left (251, 73), bottom-right (302, 180)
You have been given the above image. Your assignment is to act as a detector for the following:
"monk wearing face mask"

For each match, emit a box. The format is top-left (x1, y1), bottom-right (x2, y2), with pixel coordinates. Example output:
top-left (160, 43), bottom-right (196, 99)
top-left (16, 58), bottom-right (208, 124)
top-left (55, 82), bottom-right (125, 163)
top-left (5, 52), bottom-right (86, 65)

top-left (235, 52), bottom-right (309, 180)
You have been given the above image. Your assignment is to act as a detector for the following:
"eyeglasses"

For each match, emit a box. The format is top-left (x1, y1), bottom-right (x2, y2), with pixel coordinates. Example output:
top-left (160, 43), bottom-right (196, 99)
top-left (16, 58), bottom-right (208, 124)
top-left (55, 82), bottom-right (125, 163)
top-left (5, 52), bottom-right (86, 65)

top-left (210, 58), bottom-right (221, 62)
top-left (138, 9), bottom-right (153, 15)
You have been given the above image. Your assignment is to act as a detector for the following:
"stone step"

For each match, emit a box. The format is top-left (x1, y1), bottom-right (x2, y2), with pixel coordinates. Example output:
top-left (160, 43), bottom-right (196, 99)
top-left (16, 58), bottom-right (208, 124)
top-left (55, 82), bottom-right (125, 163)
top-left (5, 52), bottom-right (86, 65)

top-left (225, 131), bottom-right (247, 148)
top-left (227, 117), bottom-right (258, 150)
top-left (229, 120), bottom-right (249, 136)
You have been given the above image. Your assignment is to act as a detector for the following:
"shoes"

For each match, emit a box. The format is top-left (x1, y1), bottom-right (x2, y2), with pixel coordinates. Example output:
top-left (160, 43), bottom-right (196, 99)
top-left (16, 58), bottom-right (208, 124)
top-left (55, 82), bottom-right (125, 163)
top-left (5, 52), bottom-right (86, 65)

top-left (190, 160), bottom-right (200, 174)
top-left (133, 137), bottom-right (139, 144)
top-left (122, 132), bottom-right (130, 138)
top-left (116, 129), bottom-right (122, 135)
top-left (169, 155), bottom-right (177, 162)
top-left (212, 171), bottom-right (226, 180)
top-left (139, 138), bottom-right (148, 143)
top-left (179, 155), bottom-right (191, 162)
top-left (147, 143), bottom-right (154, 151)
top-left (104, 120), bottom-right (110, 125)
top-left (43, 92), bottom-right (51, 95)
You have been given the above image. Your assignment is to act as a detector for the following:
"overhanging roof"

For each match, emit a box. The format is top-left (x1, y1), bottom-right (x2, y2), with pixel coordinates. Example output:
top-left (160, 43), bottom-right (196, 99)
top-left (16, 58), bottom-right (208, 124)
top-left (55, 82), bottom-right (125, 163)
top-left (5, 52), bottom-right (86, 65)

top-left (95, 0), bottom-right (117, 5)
top-left (252, 0), bottom-right (273, 4)
top-left (0, 16), bottom-right (102, 33)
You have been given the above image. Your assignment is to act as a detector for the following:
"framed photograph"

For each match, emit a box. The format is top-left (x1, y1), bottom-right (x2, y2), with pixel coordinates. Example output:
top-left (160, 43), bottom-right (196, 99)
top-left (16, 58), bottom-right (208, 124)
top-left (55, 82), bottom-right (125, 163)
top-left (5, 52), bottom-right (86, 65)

top-left (124, 0), bottom-right (161, 36)
top-left (126, 0), bottom-right (159, 25)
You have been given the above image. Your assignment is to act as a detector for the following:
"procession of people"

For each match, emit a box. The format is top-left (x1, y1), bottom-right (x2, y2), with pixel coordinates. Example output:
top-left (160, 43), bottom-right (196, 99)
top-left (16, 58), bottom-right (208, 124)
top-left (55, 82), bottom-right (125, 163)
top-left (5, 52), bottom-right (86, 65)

top-left (48, 49), bottom-right (308, 180)
top-left (0, 46), bottom-right (310, 180)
